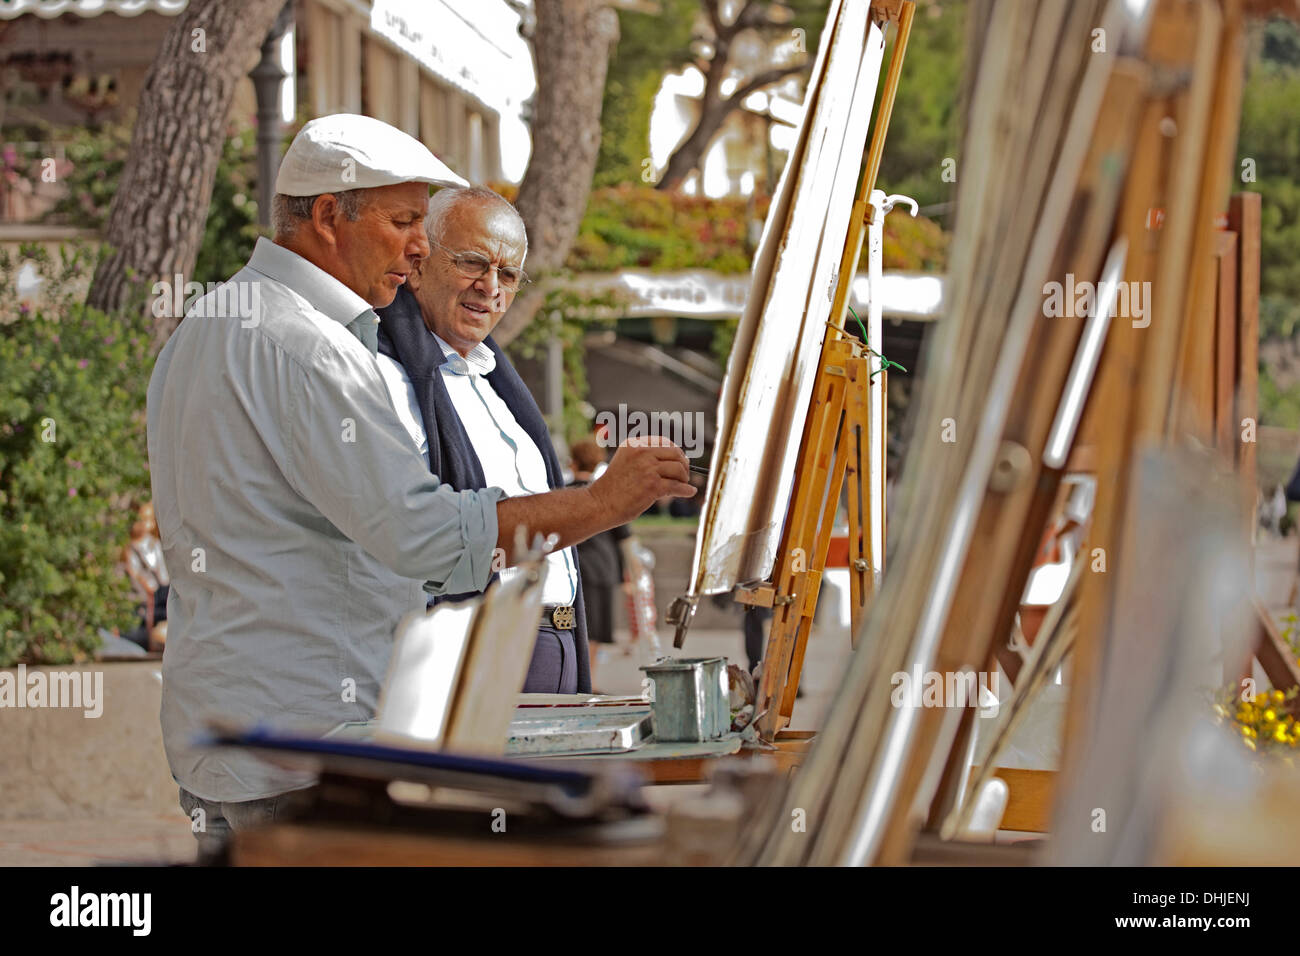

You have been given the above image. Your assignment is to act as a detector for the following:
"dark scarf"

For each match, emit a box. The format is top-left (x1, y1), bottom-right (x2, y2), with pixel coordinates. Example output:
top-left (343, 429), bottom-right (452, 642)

top-left (376, 285), bottom-right (590, 693)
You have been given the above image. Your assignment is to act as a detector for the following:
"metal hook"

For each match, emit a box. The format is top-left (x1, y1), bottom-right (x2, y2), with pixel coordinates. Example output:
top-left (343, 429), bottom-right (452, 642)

top-left (884, 194), bottom-right (918, 217)
top-left (874, 191), bottom-right (918, 219)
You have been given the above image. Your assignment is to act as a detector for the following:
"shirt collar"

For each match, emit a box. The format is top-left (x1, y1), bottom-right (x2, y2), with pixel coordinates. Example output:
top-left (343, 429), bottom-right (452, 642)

top-left (246, 237), bottom-right (375, 329)
top-left (431, 330), bottom-right (496, 377)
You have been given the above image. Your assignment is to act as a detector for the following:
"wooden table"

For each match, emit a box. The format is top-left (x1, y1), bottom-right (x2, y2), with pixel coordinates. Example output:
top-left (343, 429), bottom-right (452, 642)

top-left (228, 732), bottom-right (819, 865)
top-left (622, 729), bottom-right (817, 784)
top-left (232, 819), bottom-right (667, 866)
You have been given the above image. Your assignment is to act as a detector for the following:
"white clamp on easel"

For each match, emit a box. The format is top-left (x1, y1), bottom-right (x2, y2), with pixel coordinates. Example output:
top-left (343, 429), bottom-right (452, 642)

top-left (863, 189), bottom-right (917, 587)
top-left (865, 188), bottom-right (919, 370)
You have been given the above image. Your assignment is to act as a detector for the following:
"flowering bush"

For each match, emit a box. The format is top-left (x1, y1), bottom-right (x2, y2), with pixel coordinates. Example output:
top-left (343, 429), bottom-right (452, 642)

top-left (0, 244), bottom-right (153, 665)
top-left (1212, 613), bottom-right (1300, 765)
top-left (566, 184), bottom-right (949, 275)
top-left (568, 185), bottom-right (761, 274)
top-left (42, 120), bottom-right (133, 229)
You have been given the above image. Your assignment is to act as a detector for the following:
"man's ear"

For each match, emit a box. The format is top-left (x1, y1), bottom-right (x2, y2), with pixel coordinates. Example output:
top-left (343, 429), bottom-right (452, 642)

top-left (310, 194), bottom-right (342, 248)
top-left (407, 256), bottom-right (424, 293)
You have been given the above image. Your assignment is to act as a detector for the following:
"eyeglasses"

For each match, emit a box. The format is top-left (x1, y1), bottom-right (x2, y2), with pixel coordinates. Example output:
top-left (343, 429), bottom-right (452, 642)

top-left (430, 240), bottom-right (530, 292)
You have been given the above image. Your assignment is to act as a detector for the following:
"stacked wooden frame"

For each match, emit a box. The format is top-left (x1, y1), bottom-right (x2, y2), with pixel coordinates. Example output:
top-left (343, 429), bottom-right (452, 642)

top-left (727, 0), bottom-right (1274, 866)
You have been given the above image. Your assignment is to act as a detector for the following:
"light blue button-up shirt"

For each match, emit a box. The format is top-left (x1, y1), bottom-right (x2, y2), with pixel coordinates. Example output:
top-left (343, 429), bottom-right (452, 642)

top-left (147, 237), bottom-right (504, 802)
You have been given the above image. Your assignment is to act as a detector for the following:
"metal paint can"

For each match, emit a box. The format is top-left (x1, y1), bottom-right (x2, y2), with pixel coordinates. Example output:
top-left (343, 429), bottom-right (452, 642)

top-left (640, 657), bottom-right (730, 742)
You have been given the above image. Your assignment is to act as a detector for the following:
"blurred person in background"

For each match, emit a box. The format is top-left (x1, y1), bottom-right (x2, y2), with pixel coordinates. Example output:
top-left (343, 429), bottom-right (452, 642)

top-left (121, 501), bottom-right (169, 651)
top-left (568, 439), bottom-right (632, 688)
top-left (669, 471), bottom-right (706, 518)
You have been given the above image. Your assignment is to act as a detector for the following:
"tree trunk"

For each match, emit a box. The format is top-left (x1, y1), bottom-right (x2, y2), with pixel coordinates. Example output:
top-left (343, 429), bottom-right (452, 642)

top-left (656, 95), bottom-right (732, 192)
top-left (495, 0), bottom-right (619, 347)
top-left (86, 0), bottom-right (287, 341)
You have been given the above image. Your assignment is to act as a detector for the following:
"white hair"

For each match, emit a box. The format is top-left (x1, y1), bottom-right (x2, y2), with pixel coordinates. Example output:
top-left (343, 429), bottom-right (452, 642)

top-left (424, 186), bottom-right (527, 254)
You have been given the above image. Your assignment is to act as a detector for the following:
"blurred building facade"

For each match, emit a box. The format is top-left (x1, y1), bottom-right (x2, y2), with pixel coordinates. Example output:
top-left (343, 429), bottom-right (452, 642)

top-left (0, 0), bottom-right (535, 228)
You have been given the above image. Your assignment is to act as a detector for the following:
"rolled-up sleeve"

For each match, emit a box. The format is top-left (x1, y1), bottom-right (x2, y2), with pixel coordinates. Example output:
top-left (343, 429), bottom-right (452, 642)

top-left (426, 486), bottom-right (505, 595)
top-left (273, 340), bottom-right (503, 591)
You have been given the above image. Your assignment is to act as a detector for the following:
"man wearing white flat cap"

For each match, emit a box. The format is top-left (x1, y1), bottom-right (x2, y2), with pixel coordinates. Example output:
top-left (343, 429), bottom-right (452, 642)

top-left (147, 113), bottom-right (695, 859)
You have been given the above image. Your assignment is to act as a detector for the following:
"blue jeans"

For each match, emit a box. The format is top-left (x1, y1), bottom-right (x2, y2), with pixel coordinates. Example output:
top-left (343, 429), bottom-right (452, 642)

top-left (178, 785), bottom-right (316, 862)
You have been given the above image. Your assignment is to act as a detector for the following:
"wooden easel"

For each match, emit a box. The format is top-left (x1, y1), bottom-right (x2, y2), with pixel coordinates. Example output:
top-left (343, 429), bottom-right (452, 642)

top-left (740, 345), bottom-right (882, 739)
top-left (731, 0), bottom-right (915, 742)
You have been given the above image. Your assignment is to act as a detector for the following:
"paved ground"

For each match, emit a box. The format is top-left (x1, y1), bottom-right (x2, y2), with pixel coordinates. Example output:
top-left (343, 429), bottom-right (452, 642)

top-left (4, 537), bottom-right (1291, 867)
top-left (0, 816), bottom-right (198, 867)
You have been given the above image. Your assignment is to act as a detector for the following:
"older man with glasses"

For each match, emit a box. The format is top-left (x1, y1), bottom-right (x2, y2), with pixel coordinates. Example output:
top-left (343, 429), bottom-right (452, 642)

top-left (375, 185), bottom-right (610, 696)
top-left (148, 118), bottom-right (694, 858)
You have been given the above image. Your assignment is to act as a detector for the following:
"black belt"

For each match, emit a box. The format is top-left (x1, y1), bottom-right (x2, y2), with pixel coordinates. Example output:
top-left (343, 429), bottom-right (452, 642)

top-left (542, 605), bottom-right (577, 630)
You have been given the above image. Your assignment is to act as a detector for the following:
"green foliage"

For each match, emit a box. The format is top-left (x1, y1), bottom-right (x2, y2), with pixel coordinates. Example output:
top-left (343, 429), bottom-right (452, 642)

top-left (1260, 295), bottom-right (1300, 344)
top-left (595, 0), bottom-right (697, 188)
top-left (1261, 17), bottom-right (1300, 66)
top-left (507, 292), bottom-right (617, 444)
top-left (1259, 365), bottom-right (1300, 430)
top-left (874, 0), bottom-right (965, 210)
top-left (1237, 18), bottom-right (1300, 426)
top-left (44, 121), bottom-right (133, 229)
top-left (570, 183), bottom-right (947, 274)
top-left (1239, 71), bottom-right (1300, 329)
top-left (712, 317), bottom-right (739, 367)
top-left (0, 245), bottom-right (153, 665)
top-left (875, 210), bottom-right (950, 272)
top-left (595, 0), bottom-right (961, 203)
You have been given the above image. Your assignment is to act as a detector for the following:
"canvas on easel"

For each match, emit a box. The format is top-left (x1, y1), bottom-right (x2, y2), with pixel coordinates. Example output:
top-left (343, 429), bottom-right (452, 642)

top-left (683, 0), bottom-right (889, 600)
top-left (667, 3), bottom-right (918, 746)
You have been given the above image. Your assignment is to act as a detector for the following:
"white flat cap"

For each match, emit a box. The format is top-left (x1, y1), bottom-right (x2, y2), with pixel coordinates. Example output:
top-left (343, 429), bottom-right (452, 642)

top-left (275, 113), bottom-right (468, 196)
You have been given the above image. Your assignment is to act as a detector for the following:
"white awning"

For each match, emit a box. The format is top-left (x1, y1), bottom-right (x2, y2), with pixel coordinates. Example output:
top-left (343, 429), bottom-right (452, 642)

top-left (0, 0), bottom-right (187, 18)
top-left (369, 0), bottom-right (535, 120)
top-left (560, 269), bottom-right (945, 321)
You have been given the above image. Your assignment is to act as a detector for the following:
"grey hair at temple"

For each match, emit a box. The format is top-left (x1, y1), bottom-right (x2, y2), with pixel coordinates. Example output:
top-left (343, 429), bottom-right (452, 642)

top-left (424, 185), bottom-right (528, 254)
top-left (271, 189), bottom-right (369, 239)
